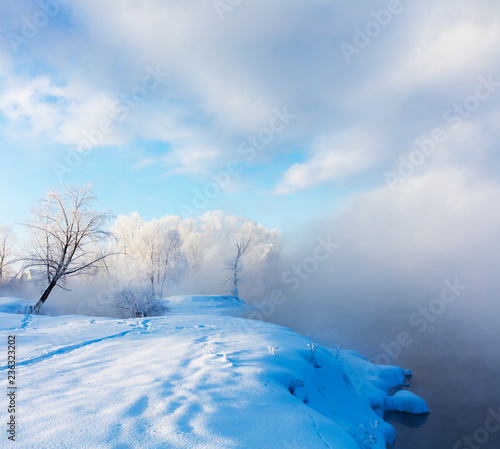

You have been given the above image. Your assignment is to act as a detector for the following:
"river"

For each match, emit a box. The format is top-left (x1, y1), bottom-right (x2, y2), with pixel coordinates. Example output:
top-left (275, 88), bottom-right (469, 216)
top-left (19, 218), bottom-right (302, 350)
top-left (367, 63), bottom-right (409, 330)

top-left (265, 290), bottom-right (500, 449)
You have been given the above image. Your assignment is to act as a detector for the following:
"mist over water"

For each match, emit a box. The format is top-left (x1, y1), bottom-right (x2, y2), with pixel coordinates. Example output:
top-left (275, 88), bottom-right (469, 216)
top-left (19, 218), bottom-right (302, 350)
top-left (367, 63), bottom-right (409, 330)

top-left (253, 173), bottom-right (500, 448)
top-left (264, 283), bottom-right (500, 448)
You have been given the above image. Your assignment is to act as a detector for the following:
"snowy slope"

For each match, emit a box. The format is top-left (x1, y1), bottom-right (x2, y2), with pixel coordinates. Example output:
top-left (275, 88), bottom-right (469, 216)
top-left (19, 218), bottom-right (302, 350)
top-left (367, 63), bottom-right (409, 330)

top-left (0, 296), bottom-right (428, 448)
top-left (164, 295), bottom-right (249, 316)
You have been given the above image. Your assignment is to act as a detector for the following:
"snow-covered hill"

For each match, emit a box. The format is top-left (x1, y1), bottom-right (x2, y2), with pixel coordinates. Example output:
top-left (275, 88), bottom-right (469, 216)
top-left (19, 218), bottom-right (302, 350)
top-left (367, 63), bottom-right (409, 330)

top-left (164, 294), bottom-right (249, 316)
top-left (0, 296), bottom-right (428, 448)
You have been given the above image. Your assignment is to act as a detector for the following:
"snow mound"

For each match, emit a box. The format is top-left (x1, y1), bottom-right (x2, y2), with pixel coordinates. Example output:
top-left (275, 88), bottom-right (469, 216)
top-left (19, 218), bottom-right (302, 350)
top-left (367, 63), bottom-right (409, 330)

top-left (0, 297), bottom-right (35, 314)
top-left (389, 390), bottom-right (430, 414)
top-left (165, 295), bottom-right (247, 315)
top-left (0, 297), bottom-right (65, 316)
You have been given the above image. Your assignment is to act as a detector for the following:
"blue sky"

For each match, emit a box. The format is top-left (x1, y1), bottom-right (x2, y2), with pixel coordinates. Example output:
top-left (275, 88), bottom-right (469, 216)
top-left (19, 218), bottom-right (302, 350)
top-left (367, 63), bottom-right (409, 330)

top-left (1, 0), bottom-right (500, 239)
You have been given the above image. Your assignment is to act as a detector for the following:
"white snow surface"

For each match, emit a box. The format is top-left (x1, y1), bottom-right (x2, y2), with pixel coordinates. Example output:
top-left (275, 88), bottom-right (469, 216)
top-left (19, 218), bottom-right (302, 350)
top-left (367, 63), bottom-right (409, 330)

top-left (164, 295), bottom-right (249, 316)
top-left (0, 296), bottom-right (428, 448)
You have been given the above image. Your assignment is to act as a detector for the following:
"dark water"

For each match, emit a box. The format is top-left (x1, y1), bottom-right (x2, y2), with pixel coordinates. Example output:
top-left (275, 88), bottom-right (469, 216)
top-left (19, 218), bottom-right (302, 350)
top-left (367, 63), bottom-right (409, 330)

top-left (265, 295), bottom-right (500, 449)
top-left (381, 318), bottom-right (500, 449)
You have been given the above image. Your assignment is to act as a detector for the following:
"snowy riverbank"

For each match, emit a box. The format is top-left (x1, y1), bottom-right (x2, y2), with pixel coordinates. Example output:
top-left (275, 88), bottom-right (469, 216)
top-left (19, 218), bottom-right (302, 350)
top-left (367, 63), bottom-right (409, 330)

top-left (0, 296), bottom-right (428, 448)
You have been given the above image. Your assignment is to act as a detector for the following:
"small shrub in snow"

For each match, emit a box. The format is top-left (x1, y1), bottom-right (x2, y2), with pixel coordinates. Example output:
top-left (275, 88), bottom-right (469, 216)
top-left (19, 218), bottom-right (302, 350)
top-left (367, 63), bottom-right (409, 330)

top-left (350, 421), bottom-right (379, 449)
top-left (267, 345), bottom-right (278, 355)
top-left (112, 285), bottom-right (168, 318)
top-left (307, 342), bottom-right (322, 368)
top-left (307, 342), bottom-right (318, 352)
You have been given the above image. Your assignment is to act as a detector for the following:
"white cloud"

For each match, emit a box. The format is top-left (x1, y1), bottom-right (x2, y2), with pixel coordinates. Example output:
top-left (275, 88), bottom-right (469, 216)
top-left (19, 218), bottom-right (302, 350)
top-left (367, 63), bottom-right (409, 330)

top-left (0, 76), bottom-right (125, 147)
top-left (0, 77), bottom-right (67, 136)
top-left (161, 144), bottom-right (221, 175)
top-left (274, 133), bottom-right (378, 194)
top-left (1, 0), bottom-right (499, 186)
top-left (389, 12), bottom-right (500, 89)
top-left (132, 143), bottom-right (221, 176)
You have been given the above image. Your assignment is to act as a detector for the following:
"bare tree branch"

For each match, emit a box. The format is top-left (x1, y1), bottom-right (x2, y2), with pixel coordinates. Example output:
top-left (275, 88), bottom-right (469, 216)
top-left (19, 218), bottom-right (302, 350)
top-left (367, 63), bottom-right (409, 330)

top-left (21, 184), bottom-right (113, 313)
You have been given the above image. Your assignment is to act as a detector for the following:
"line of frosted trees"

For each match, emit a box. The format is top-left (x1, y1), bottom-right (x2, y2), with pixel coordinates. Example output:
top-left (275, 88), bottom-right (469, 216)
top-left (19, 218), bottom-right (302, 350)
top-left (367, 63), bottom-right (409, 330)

top-left (0, 185), bottom-right (284, 315)
top-left (110, 209), bottom-right (283, 296)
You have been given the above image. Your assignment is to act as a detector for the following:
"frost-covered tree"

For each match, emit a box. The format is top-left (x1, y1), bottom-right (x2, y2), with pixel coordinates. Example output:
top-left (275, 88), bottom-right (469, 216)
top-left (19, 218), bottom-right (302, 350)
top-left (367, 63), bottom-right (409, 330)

top-left (22, 184), bottom-right (112, 313)
top-left (178, 217), bottom-right (202, 270)
top-left (222, 237), bottom-right (252, 298)
top-left (108, 210), bottom-right (283, 299)
top-left (131, 219), bottom-right (188, 298)
top-left (111, 212), bottom-right (143, 256)
top-left (0, 225), bottom-right (17, 282)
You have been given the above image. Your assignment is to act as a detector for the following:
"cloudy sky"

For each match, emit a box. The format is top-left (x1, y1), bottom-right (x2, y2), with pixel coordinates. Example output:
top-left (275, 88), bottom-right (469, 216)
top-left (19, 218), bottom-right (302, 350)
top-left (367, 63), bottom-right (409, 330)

top-left (1, 0), bottom-right (499, 238)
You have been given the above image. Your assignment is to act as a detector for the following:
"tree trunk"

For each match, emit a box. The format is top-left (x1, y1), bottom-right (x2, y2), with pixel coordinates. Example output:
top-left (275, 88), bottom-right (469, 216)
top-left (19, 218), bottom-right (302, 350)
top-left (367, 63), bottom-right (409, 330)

top-left (233, 277), bottom-right (238, 298)
top-left (32, 279), bottom-right (58, 314)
